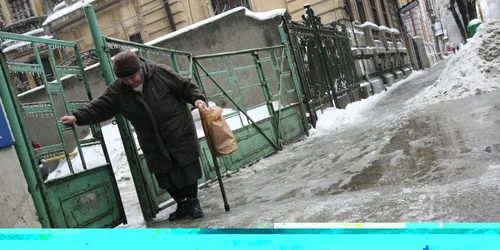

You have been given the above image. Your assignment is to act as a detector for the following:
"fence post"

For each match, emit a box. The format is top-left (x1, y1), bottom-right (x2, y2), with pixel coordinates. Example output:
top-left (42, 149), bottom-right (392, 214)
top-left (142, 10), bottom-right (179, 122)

top-left (305, 4), bottom-right (338, 108)
top-left (278, 25), bottom-right (310, 135)
top-left (84, 4), bottom-right (155, 223)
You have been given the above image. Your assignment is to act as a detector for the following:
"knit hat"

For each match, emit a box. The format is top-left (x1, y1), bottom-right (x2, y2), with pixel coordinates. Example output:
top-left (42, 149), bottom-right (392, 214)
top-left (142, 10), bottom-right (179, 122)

top-left (113, 51), bottom-right (142, 78)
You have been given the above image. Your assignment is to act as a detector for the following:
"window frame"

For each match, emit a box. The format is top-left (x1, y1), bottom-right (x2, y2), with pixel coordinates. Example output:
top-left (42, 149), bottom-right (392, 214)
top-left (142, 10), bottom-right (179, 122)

top-left (211, 0), bottom-right (252, 15)
top-left (369, 0), bottom-right (380, 25)
top-left (355, 0), bottom-right (367, 23)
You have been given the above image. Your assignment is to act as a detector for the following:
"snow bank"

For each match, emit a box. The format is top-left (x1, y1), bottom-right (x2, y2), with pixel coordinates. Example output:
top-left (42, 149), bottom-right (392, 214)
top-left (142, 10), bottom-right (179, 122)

top-left (407, 19), bottom-right (500, 107)
top-left (310, 70), bottom-right (426, 137)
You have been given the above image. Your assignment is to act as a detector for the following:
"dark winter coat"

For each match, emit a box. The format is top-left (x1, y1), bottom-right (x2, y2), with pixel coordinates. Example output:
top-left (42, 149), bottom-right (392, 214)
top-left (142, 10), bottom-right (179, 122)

top-left (73, 59), bottom-right (206, 173)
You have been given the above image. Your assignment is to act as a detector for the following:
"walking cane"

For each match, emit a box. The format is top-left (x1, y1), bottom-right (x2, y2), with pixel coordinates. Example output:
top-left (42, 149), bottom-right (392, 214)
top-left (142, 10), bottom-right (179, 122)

top-left (198, 105), bottom-right (230, 212)
top-left (210, 152), bottom-right (230, 212)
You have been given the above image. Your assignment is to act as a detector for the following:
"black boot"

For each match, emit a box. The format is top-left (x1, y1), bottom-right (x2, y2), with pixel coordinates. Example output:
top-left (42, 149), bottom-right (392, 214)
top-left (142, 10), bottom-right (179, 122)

top-left (168, 200), bottom-right (189, 221)
top-left (187, 198), bottom-right (204, 219)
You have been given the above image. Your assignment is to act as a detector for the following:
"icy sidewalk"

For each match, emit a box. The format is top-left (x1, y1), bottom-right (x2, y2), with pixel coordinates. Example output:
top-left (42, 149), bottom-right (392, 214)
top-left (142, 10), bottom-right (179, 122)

top-left (150, 59), bottom-right (500, 227)
top-left (113, 55), bottom-right (497, 227)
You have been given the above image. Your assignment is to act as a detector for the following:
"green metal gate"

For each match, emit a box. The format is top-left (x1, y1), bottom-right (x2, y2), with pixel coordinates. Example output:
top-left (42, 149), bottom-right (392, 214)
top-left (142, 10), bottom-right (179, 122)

top-left (0, 32), bottom-right (126, 227)
top-left (193, 45), bottom-right (310, 173)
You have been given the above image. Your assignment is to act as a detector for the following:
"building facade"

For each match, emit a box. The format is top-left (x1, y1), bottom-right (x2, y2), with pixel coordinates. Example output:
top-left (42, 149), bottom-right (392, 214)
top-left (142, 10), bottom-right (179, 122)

top-left (0, 0), bottom-right (54, 92)
top-left (41, 0), bottom-right (406, 50)
top-left (398, 0), bottom-right (439, 68)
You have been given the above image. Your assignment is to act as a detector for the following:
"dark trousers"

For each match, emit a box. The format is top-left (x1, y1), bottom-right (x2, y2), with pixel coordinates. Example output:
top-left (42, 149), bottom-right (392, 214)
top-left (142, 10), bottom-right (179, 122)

top-left (153, 155), bottom-right (202, 202)
top-left (166, 183), bottom-right (198, 202)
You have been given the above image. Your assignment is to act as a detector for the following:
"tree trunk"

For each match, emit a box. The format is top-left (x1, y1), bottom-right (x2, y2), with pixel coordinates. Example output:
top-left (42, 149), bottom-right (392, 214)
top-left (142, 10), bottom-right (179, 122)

top-left (456, 0), bottom-right (469, 33)
top-left (450, 0), bottom-right (468, 43)
top-left (468, 0), bottom-right (477, 20)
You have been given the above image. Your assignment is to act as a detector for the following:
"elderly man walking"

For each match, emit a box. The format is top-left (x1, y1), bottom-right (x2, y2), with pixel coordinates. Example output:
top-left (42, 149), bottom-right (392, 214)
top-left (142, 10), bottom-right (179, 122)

top-left (60, 51), bottom-right (207, 221)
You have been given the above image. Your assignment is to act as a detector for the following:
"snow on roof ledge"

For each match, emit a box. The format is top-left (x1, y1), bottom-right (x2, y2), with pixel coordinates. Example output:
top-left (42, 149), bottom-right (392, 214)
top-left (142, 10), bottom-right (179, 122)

top-left (379, 25), bottom-right (391, 32)
top-left (389, 28), bottom-right (400, 34)
top-left (146, 7), bottom-right (286, 46)
top-left (359, 22), bottom-right (379, 29)
top-left (43, 0), bottom-right (96, 26)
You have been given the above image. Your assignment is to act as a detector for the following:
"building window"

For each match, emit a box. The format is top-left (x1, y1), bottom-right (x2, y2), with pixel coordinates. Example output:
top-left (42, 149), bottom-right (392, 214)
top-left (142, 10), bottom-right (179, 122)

top-left (211, 0), bottom-right (251, 15)
top-left (129, 33), bottom-right (143, 44)
top-left (9, 0), bottom-right (34, 21)
top-left (355, 0), bottom-right (367, 23)
top-left (380, 1), bottom-right (390, 27)
top-left (370, 0), bottom-right (380, 25)
top-left (388, 1), bottom-right (398, 28)
top-left (41, 58), bottom-right (54, 82)
top-left (0, 5), bottom-right (5, 24)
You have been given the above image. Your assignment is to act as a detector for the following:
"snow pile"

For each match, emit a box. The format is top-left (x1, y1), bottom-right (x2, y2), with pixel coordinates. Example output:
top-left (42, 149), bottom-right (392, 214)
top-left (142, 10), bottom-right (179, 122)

top-left (408, 19), bottom-right (500, 107)
top-left (480, 0), bottom-right (500, 20)
top-left (310, 70), bottom-right (426, 137)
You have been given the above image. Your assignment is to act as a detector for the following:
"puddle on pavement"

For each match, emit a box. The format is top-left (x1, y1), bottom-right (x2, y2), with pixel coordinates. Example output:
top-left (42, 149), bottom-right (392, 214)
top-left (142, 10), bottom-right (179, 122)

top-left (341, 158), bottom-right (388, 191)
top-left (338, 117), bottom-right (464, 192)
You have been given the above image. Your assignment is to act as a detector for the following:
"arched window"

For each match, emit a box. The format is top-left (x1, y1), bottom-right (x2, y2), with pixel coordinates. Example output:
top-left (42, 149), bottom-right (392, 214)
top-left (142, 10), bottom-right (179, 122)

top-left (211, 0), bottom-right (251, 15)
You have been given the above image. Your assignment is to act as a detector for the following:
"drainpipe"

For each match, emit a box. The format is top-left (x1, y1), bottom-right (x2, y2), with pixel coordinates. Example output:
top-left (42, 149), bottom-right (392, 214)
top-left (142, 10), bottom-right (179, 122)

top-left (163, 0), bottom-right (177, 31)
top-left (409, 9), bottom-right (417, 36)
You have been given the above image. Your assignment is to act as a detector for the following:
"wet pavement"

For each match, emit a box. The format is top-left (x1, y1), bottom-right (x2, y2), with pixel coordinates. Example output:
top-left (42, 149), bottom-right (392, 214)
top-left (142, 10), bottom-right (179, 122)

top-left (150, 59), bottom-right (500, 227)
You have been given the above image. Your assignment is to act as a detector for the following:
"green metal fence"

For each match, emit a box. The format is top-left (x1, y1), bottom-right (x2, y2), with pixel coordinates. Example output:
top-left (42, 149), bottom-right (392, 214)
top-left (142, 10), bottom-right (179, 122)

top-left (96, 32), bottom-right (309, 221)
top-left (0, 31), bottom-right (126, 228)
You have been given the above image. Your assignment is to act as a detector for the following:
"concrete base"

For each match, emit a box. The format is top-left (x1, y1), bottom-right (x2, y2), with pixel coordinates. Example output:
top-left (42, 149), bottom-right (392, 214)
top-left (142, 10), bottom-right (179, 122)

top-left (393, 69), bottom-right (404, 81)
top-left (369, 77), bottom-right (385, 94)
top-left (402, 67), bottom-right (412, 77)
top-left (351, 88), bottom-right (362, 102)
top-left (360, 81), bottom-right (373, 99)
top-left (337, 94), bottom-right (351, 109)
top-left (383, 73), bottom-right (395, 87)
top-left (336, 89), bottom-right (361, 109)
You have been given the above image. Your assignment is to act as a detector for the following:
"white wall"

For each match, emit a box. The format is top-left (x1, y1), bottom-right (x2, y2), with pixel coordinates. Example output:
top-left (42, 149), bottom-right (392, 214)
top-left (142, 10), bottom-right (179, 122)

top-left (0, 100), bottom-right (41, 228)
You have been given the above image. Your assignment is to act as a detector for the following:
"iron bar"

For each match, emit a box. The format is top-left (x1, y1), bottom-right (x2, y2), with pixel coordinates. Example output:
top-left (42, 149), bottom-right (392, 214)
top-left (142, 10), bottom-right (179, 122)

top-left (195, 60), bottom-right (280, 150)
